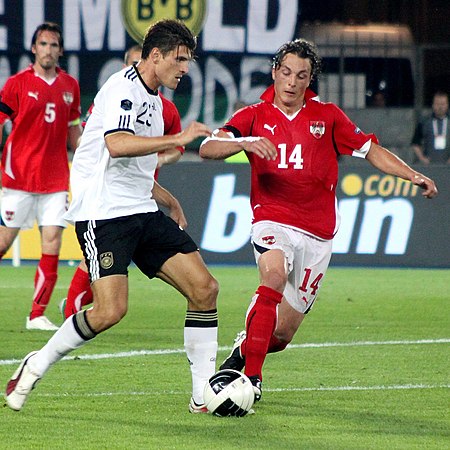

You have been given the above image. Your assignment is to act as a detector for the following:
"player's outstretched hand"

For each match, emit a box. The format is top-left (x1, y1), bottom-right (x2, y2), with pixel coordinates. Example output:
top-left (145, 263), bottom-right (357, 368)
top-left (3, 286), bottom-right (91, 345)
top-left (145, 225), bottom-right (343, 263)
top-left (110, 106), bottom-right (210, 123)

top-left (178, 121), bottom-right (212, 146)
top-left (243, 137), bottom-right (277, 161)
top-left (411, 173), bottom-right (438, 198)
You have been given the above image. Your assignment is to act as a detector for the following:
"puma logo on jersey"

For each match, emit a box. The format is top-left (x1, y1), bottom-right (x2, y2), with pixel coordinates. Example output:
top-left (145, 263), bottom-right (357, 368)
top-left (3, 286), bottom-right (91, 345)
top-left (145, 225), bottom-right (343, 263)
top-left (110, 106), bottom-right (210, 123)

top-left (27, 91), bottom-right (39, 100)
top-left (264, 124), bottom-right (277, 135)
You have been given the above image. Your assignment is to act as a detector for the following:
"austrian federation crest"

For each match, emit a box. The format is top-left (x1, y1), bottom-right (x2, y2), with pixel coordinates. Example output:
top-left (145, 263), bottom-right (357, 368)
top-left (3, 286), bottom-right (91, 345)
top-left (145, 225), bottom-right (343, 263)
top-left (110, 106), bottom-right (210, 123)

top-left (309, 121), bottom-right (325, 139)
top-left (63, 92), bottom-right (74, 105)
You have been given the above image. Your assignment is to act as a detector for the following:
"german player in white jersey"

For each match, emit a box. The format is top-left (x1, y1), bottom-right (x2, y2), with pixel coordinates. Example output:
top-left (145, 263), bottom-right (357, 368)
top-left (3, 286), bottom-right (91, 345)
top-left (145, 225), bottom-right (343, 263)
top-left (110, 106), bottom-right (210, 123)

top-left (60, 44), bottom-right (186, 320)
top-left (200, 38), bottom-right (438, 404)
top-left (5, 19), bottom-right (217, 414)
top-left (0, 22), bottom-right (81, 331)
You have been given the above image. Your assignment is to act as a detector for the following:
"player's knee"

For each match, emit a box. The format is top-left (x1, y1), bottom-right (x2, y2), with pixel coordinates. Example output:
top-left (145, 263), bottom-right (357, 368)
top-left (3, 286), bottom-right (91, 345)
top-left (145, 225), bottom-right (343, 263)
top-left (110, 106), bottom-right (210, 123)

top-left (273, 329), bottom-right (294, 345)
top-left (91, 302), bottom-right (128, 331)
top-left (261, 269), bottom-right (287, 293)
top-left (191, 275), bottom-right (219, 310)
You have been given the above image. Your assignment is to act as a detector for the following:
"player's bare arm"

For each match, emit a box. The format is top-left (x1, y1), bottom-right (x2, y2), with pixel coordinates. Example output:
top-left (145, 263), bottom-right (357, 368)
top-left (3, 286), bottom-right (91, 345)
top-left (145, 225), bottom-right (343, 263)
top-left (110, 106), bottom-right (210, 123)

top-left (105, 121), bottom-right (211, 158)
top-left (157, 148), bottom-right (182, 168)
top-left (200, 129), bottom-right (277, 160)
top-left (67, 122), bottom-right (82, 151)
top-left (152, 180), bottom-right (187, 229)
top-left (366, 142), bottom-right (438, 198)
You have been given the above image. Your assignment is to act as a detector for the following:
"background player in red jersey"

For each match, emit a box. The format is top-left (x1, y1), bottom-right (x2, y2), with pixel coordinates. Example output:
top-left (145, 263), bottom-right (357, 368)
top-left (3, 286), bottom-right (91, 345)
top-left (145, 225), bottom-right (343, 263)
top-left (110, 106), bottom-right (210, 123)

top-left (0, 22), bottom-right (82, 331)
top-left (200, 39), bottom-right (438, 403)
top-left (61, 45), bottom-right (185, 319)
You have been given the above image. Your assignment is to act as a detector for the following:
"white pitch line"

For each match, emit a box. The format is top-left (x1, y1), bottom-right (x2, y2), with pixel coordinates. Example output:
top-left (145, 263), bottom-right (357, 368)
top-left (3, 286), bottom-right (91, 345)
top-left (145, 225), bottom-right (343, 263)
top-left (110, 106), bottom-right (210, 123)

top-left (0, 337), bottom-right (448, 367)
top-left (34, 383), bottom-right (450, 399)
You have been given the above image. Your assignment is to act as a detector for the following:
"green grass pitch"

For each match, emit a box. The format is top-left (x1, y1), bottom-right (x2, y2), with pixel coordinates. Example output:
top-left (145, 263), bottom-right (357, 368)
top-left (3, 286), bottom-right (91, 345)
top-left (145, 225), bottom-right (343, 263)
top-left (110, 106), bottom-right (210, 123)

top-left (0, 264), bottom-right (448, 449)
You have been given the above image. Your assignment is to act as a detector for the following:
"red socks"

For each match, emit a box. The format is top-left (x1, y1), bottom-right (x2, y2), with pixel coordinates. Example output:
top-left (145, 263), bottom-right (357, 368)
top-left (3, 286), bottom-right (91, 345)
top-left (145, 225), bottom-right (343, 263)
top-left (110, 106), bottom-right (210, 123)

top-left (64, 267), bottom-right (93, 318)
top-left (244, 285), bottom-right (283, 380)
top-left (30, 254), bottom-right (59, 319)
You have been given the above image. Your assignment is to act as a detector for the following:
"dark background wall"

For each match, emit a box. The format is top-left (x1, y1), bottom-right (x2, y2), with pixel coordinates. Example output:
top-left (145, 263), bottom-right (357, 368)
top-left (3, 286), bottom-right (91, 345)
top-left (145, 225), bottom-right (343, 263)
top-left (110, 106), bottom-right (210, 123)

top-left (300, 0), bottom-right (450, 101)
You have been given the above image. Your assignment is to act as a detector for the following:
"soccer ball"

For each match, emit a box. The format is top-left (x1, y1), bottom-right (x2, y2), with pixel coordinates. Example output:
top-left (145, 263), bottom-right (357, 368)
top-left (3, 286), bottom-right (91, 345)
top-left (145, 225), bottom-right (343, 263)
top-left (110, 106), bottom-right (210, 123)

top-left (203, 369), bottom-right (255, 417)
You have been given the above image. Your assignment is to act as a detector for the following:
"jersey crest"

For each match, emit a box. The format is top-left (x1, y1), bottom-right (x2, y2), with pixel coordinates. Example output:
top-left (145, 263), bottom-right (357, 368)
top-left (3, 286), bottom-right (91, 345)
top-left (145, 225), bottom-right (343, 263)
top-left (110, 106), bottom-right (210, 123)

top-left (4, 210), bottom-right (14, 221)
top-left (309, 121), bottom-right (325, 139)
top-left (262, 235), bottom-right (276, 245)
top-left (63, 92), bottom-right (74, 105)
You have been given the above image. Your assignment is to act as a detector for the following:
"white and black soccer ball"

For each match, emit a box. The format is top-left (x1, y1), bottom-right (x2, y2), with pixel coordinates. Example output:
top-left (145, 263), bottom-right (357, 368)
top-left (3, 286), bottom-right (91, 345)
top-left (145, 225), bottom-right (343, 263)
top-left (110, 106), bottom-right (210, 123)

top-left (203, 369), bottom-right (255, 417)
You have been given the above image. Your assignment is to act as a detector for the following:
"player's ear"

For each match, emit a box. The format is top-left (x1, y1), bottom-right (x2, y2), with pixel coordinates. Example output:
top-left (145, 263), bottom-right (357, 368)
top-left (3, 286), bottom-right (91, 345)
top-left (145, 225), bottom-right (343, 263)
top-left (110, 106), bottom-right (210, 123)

top-left (271, 67), bottom-right (276, 81)
top-left (150, 48), bottom-right (161, 64)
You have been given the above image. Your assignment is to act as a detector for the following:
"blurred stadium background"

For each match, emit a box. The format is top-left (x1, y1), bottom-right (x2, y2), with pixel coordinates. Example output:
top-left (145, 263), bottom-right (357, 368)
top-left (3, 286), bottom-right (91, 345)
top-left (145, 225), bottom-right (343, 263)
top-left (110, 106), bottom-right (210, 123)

top-left (0, 0), bottom-right (449, 268)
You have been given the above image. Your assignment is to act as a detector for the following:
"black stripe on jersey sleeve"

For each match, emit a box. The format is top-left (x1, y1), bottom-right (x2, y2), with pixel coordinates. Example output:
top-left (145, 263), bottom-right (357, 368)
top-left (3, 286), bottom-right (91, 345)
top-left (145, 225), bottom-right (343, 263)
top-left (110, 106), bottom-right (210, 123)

top-left (124, 66), bottom-right (138, 81)
top-left (104, 129), bottom-right (135, 138)
top-left (118, 114), bottom-right (134, 129)
top-left (0, 101), bottom-right (14, 117)
top-left (223, 124), bottom-right (242, 138)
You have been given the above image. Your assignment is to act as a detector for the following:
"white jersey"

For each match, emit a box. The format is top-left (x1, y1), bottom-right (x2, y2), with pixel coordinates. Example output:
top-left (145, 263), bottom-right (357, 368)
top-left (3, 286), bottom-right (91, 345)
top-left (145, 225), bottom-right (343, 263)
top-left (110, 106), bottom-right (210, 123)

top-left (65, 66), bottom-right (162, 223)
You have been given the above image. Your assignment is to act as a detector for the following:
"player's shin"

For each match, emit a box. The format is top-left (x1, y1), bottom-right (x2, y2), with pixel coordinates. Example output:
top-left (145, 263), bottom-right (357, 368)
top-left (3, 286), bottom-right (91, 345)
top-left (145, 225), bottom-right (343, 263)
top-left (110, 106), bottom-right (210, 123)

top-left (65, 266), bottom-right (93, 317)
top-left (244, 286), bottom-right (283, 379)
top-left (30, 254), bottom-right (59, 319)
top-left (184, 309), bottom-right (218, 405)
top-left (30, 310), bottom-right (97, 376)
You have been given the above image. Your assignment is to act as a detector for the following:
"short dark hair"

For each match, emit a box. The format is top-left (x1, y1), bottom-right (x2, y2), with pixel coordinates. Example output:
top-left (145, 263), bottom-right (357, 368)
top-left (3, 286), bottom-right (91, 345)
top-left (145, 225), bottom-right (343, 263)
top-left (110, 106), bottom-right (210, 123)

top-left (31, 22), bottom-right (63, 48)
top-left (273, 39), bottom-right (322, 81)
top-left (433, 91), bottom-right (448, 100)
top-left (141, 19), bottom-right (196, 60)
top-left (124, 44), bottom-right (143, 65)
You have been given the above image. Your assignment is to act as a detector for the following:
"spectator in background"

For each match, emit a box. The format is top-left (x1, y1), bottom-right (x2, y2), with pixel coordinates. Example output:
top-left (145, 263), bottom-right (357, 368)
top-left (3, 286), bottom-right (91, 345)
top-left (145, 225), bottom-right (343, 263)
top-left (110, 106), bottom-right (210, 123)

top-left (0, 22), bottom-right (82, 331)
top-left (411, 91), bottom-right (450, 164)
top-left (60, 44), bottom-right (185, 319)
top-left (370, 90), bottom-right (387, 108)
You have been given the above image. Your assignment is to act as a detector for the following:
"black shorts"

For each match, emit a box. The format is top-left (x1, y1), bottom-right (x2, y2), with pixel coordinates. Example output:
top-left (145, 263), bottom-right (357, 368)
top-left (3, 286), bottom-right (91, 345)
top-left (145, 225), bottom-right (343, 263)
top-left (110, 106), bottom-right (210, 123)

top-left (75, 211), bottom-right (198, 281)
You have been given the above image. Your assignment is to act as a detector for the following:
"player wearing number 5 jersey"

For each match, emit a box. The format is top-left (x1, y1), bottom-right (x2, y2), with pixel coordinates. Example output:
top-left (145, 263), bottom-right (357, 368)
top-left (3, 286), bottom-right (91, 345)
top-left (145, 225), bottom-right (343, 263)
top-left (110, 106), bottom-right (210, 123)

top-left (200, 38), bottom-right (438, 405)
top-left (0, 22), bottom-right (81, 331)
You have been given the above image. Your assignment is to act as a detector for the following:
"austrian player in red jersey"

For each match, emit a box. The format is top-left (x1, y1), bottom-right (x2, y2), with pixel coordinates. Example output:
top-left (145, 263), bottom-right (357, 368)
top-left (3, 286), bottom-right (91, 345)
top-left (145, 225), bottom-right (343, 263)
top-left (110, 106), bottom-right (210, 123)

top-left (0, 22), bottom-right (81, 331)
top-left (60, 44), bottom-right (185, 320)
top-left (200, 39), bottom-right (438, 404)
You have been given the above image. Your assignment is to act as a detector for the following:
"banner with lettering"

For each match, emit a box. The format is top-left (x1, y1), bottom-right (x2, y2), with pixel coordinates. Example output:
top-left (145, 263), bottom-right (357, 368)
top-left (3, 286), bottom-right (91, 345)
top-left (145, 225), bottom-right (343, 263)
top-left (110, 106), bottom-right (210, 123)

top-left (0, 0), bottom-right (301, 128)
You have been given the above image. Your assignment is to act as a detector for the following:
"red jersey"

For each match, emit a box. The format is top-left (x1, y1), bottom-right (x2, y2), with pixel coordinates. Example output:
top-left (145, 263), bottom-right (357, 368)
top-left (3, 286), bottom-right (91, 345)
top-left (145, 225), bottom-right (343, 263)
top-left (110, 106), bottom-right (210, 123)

top-left (0, 64), bottom-right (81, 193)
top-left (222, 85), bottom-right (378, 240)
top-left (156, 93), bottom-right (184, 180)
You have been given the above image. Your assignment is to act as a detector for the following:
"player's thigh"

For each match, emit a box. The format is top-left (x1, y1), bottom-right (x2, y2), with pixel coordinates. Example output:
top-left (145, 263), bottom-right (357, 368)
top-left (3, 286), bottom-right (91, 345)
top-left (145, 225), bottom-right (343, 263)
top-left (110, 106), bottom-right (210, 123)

top-left (0, 188), bottom-right (36, 229)
top-left (158, 250), bottom-right (217, 305)
top-left (75, 216), bottom-right (138, 283)
top-left (252, 222), bottom-right (293, 290)
top-left (39, 225), bottom-right (64, 254)
top-left (88, 274), bottom-right (129, 332)
top-left (133, 211), bottom-right (198, 283)
top-left (257, 249), bottom-right (288, 291)
top-left (36, 191), bottom-right (68, 228)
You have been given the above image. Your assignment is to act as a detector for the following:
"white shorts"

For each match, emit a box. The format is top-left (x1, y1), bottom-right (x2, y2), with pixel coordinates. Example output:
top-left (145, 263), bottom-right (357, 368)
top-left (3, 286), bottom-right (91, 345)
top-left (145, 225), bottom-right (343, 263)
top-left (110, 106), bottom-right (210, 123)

top-left (0, 188), bottom-right (68, 230)
top-left (251, 221), bottom-right (332, 314)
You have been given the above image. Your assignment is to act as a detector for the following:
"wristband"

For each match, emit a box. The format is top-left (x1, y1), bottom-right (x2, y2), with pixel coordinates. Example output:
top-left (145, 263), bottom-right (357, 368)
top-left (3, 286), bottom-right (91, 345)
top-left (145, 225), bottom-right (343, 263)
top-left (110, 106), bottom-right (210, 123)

top-left (200, 135), bottom-right (261, 147)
